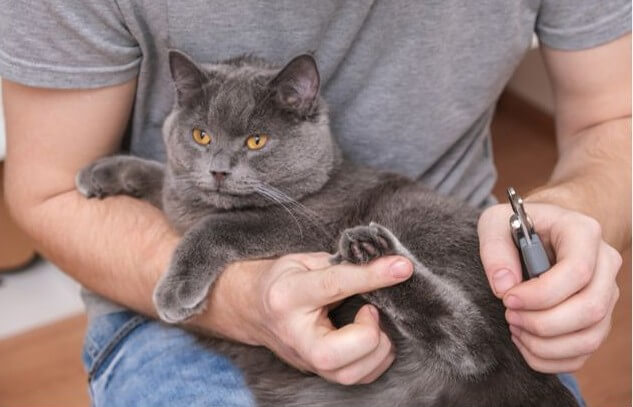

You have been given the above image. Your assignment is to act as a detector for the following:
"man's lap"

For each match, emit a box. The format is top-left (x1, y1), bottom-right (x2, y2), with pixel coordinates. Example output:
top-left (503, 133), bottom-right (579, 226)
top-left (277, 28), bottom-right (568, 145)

top-left (82, 311), bottom-right (585, 406)
top-left (82, 311), bottom-right (255, 407)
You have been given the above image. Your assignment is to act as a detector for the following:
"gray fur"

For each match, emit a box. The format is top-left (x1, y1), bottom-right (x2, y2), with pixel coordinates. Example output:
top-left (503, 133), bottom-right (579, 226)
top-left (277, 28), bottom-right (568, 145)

top-left (76, 50), bottom-right (577, 407)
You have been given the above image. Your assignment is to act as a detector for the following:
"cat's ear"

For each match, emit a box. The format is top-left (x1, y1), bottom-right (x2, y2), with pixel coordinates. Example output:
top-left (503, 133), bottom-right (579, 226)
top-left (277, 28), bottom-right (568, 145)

top-left (168, 49), bottom-right (207, 105)
top-left (270, 54), bottom-right (320, 115)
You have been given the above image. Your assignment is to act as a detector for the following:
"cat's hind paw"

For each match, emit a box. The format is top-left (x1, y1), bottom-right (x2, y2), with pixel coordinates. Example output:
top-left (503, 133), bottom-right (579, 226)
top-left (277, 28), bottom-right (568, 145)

top-left (333, 222), bottom-right (399, 265)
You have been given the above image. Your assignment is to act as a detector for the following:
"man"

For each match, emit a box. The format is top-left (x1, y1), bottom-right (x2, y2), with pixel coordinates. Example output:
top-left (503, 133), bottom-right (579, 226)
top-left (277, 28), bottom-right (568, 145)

top-left (1, 1), bottom-right (629, 405)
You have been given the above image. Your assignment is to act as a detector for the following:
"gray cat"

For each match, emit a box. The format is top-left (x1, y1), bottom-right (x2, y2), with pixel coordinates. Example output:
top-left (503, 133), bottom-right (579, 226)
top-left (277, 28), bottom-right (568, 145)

top-left (76, 50), bottom-right (578, 407)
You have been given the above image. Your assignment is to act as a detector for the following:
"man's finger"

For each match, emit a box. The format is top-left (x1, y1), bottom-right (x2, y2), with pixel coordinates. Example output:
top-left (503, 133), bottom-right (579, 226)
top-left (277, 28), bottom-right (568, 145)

top-left (506, 276), bottom-right (618, 338)
top-left (300, 256), bottom-right (413, 308)
top-left (338, 331), bottom-right (394, 385)
top-left (511, 335), bottom-right (590, 373)
top-left (319, 305), bottom-right (395, 385)
top-left (478, 205), bottom-right (523, 297)
top-left (503, 227), bottom-right (603, 311)
top-left (509, 299), bottom-right (614, 359)
top-left (358, 352), bottom-right (396, 384)
top-left (288, 251), bottom-right (335, 270)
top-left (308, 304), bottom-right (383, 372)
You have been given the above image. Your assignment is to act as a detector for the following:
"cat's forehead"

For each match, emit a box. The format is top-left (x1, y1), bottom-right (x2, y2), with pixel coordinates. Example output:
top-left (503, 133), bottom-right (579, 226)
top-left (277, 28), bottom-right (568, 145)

top-left (203, 66), bottom-right (278, 134)
top-left (205, 62), bottom-right (278, 80)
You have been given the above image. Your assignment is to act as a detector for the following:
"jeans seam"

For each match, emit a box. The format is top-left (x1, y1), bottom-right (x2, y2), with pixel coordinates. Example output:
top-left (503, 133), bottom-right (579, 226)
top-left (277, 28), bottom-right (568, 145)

top-left (85, 332), bottom-right (100, 362)
top-left (88, 315), bottom-right (147, 381)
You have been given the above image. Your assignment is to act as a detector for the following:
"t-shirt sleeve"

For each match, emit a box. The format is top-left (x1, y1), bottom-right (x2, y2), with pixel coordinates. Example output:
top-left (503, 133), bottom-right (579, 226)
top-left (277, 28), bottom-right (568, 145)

top-left (0, 0), bottom-right (140, 88)
top-left (536, 0), bottom-right (631, 50)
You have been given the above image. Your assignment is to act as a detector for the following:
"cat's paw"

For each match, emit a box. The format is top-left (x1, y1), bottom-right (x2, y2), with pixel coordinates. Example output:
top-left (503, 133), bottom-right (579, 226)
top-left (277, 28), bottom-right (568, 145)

top-left (332, 222), bottom-right (399, 265)
top-left (76, 157), bottom-right (148, 199)
top-left (153, 271), bottom-right (210, 324)
top-left (76, 159), bottom-right (122, 199)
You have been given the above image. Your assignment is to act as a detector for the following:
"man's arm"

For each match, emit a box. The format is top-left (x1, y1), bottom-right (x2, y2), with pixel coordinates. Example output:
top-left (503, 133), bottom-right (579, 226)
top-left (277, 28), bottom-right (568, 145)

top-left (3, 79), bottom-right (177, 316)
top-left (3, 78), bottom-right (410, 384)
top-left (531, 33), bottom-right (631, 250)
top-left (478, 33), bottom-right (630, 373)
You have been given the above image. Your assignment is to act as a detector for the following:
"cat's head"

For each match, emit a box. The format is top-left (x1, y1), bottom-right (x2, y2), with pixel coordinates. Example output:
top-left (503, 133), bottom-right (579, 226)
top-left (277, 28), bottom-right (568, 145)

top-left (163, 50), bottom-right (340, 209)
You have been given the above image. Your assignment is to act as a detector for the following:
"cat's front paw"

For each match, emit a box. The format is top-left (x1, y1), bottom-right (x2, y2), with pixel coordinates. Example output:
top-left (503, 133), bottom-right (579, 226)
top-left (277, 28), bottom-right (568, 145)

top-left (153, 270), bottom-right (210, 324)
top-left (332, 222), bottom-right (399, 265)
top-left (76, 157), bottom-right (149, 199)
top-left (76, 159), bottom-right (122, 199)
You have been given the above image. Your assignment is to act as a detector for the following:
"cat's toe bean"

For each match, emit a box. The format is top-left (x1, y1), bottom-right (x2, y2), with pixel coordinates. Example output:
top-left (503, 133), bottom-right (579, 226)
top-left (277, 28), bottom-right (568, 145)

top-left (337, 223), bottom-right (401, 264)
top-left (360, 241), bottom-right (377, 257)
top-left (338, 226), bottom-right (380, 263)
top-left (350, 241), bottom-right (366, 262)
top-left (368, 222), bottom-right (397, 250)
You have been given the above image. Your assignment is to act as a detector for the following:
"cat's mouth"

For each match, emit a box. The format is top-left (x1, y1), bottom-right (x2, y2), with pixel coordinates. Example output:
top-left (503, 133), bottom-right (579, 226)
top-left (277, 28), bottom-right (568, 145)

top-left (196, 182), bottom-right (257, 197)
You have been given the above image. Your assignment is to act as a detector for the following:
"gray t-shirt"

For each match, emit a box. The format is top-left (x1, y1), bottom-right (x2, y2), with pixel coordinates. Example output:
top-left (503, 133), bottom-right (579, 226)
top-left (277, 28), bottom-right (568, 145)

top-left (1, 0), bottom-right (630, 318)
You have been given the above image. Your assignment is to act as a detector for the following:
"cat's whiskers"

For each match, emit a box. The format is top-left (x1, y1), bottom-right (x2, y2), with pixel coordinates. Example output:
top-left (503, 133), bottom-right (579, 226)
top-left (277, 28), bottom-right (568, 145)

top-left (255, 183), bottom-right (330, 239)
top-left (254, 186), bottom-right (304, 238)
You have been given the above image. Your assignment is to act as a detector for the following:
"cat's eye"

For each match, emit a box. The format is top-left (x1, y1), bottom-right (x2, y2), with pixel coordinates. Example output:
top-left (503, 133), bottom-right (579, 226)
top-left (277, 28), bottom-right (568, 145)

top-left (192, 128), bottom-right (211, 145)
top-left (246, 134), bottom-right (269, 150)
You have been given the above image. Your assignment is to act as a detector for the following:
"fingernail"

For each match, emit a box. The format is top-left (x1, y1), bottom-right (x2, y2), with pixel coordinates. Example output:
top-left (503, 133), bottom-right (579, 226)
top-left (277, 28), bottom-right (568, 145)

top-left (368, 305), bottom-right (380, 322)
top-left (389, 259), bottom-right (412, 279)
top-left (506, 311), bottom-right (522, 326)
top-left (508, 325), bottom-right (521, 337)
top-left (493, 269), bottom-right (516, 295)
top-left (504, 295), bottom-right (523, 309)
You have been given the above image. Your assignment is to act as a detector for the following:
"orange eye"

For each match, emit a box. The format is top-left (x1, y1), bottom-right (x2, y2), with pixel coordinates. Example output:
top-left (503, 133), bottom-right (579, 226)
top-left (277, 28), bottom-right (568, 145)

top-left (246, 134), bottom-right (269, 150)
top-left (192, 128), bottom-right (211, 145)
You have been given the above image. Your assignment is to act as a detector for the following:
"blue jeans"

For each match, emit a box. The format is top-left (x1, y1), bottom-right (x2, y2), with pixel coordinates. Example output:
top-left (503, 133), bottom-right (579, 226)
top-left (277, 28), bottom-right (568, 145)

top-left (82, 311), bottom-right (586, 406)
top-left (82, 311), bottom-right (255, 406)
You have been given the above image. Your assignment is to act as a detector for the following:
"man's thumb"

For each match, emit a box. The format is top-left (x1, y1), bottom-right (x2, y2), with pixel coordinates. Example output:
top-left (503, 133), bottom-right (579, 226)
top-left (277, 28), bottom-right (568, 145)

top-left (478, 206), bottom-right (524, 298)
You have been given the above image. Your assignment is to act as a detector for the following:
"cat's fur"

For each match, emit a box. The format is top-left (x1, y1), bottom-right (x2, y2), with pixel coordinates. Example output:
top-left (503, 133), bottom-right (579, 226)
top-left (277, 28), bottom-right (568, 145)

top-left (76, 50), bottom-right (577, 407)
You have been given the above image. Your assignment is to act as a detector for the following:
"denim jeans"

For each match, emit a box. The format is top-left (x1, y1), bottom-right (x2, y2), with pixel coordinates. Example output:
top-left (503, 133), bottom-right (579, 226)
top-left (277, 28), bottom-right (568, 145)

top-left (82, 311), bottom-right (586, 406)
top-left (82, 311), bottom-right (255, 406)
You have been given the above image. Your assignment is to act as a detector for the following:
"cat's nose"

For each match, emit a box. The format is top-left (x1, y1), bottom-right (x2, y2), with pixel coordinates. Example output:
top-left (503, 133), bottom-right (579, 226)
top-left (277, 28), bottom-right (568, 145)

top-left (211, 171), bottom-right (230, 183)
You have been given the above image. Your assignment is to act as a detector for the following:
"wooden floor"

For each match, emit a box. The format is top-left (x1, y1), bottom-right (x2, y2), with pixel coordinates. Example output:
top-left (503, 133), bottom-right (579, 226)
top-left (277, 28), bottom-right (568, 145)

top-left (0, 93), bottom-right (630, 406)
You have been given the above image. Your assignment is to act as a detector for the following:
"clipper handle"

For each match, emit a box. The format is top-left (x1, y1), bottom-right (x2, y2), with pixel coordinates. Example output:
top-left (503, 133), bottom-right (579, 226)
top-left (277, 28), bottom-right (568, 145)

top-left (518, 234), bottom-right (551, 278)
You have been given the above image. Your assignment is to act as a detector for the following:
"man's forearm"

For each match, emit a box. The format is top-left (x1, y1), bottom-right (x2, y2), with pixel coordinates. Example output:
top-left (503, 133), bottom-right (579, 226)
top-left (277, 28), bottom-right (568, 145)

top-left (527, 117), bottom-right (631, 252)
top-left (1, 79), bottom-right (265, 335)
top-left (8, 188), bottom-right (179, 316)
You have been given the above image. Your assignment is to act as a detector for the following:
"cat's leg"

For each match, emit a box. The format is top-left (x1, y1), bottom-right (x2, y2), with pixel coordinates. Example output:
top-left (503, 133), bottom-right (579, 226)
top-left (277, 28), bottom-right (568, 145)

top-left (332, 222), bottom-right (495, 378)
top-left (153, 211), bottom-right (317, 323)
top-left (76, 155), bottom-right (165, 208)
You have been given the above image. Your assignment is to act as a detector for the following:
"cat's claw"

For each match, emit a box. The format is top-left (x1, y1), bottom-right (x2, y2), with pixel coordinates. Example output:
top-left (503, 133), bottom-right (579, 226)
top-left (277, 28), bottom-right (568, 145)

top-left (334, 222), bottom-right (398, 264)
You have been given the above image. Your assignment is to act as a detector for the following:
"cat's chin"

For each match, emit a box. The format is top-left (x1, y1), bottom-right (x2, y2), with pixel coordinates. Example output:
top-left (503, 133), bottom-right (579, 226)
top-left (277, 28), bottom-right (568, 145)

top-left (217, 187), bottom-right (256, 197)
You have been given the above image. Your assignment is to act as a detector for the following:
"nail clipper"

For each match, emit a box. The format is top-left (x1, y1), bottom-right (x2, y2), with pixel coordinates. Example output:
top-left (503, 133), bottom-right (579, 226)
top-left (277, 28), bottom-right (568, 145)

top-left (507, 187), bottom-right (551, 279)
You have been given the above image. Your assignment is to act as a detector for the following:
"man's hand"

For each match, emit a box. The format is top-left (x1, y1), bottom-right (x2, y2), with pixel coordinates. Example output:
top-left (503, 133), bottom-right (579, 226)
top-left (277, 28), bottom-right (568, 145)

top-left (191, 252), bottom-right (413, 385)
top-left (477, 33), bottom-right (630, 374)
top-left (478, 203), bottom-right (622, 373)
